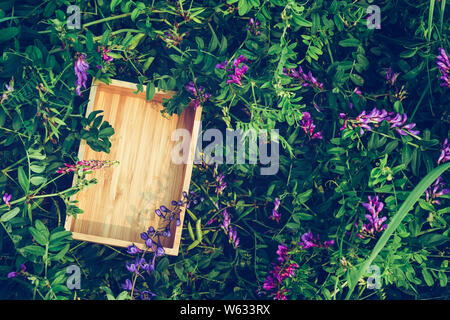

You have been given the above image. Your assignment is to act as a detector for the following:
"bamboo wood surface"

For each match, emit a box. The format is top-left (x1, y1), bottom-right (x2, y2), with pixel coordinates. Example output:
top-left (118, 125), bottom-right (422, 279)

top-left (64, 79), bottom-right (201, 255)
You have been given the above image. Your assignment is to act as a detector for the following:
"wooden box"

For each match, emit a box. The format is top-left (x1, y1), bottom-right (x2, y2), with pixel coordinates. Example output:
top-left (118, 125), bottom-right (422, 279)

top-left (64, 79), bottom-right (201, 255)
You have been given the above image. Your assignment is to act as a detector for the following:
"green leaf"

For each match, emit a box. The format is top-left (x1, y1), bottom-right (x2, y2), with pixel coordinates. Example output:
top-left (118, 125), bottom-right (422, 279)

top-left (146, 82), bottom-right (156, 101)
top-left (30, 176), bottom-right (46, 186)
top-left (17, 166), bottom-right (29, 194)
top-left (1, 207), bottom-right (20, 222)
top-left (86, 30), bottom-right (94, 51)
top-left (187, 240), bottom-right (200, 250)
top-left (421, 268), bottom-right (434, 286)
top-left (0, 27), bottom-right (20, 43)
top-left (20, 245), bottom-right (45, 256)
top-left (338, 37), bottom-right (360, 47)
top-left (98, 127), bottom-right (114, 138)
top-left (196, 218), bottom-right (202, 242)
top-left (187, 221), bottom-right (195, 241)
top-left (345, 162), bottom-right (450, 299)
top-left (29, 227), bottom-right (48, 246)
top-left (110, 0), bottom-right (122, 12)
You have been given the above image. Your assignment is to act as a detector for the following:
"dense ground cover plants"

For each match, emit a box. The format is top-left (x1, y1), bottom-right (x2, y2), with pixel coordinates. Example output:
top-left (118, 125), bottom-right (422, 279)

top-left (0, 0), bottom-right (449, 300)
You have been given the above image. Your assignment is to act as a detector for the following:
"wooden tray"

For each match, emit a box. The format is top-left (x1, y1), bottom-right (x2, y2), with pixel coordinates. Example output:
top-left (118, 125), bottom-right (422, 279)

top-left (64, 79), bottom-right (201, 255)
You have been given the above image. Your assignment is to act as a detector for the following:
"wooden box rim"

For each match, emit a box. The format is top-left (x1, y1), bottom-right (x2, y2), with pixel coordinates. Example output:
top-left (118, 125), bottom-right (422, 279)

top-left (64, 78), bottom-right (202, 256)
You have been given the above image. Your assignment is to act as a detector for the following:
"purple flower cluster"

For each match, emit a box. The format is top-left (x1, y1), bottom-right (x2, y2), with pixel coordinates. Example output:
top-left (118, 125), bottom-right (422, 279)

top-left (300, 112), bottom-right (323, 140)
top-left (339, 108), bottom-right (420, 136)
top-left (56, 160), bottom-right (119, 174)
top-left (213, 166), bottom-right (227, 195)
top-left (220, 209), bottom-right (240, 249)
top-left (357, 196), bottom-right (388, 239)
top-left (425, 176), bottom-right (449, 205)
top-left (283, 66), bottom-right (324, 90)
top-left (185, 81), bottom-right (211, 110)
top-left (122, 191), bottom-right (203, 299)
top-left (2, 192), bottom-right (12, 208)
top-left (424, 139), bottom-right (450, 205)
top-left (437, 48), bottom-right (450, 88)
top-left (74, 53), bottom-right (89, 96)
top-left (246, 18), bottom-right (261, 35)
top-left (270, 197), bottom-right (281, 223)
top-left (438, 138), bottom-right (450, 165)
top-left (262, 244), bottom-right (299, 300)
top-left (299, 231), bottom-right (334, 249)
top-left (216, 55), bottom-right (249, 86)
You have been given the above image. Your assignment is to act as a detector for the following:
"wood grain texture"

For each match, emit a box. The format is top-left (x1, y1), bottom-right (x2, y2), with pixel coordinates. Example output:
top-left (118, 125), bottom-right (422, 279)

top-left (64, 79), bottom-right (201, 255)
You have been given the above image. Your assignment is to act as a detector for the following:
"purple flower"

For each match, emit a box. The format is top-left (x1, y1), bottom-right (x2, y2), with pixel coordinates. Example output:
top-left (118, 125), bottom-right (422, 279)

top-left (215, 60), bottom-right (229, 70)
top-left (385, 67), bottom-right (399, 87)
top-left (8, 264), bottom-right (27, 279)
top-left (270, 198), bottom-right (281, 223)
top-left (127, 244), bottom-right (142, 255)
top-left (140, 290), bottom-right (156, 300)
top-left (437, 48), bottom-right (450, 88)
top-left (185, 81), bottom-right (211, 110)
top-left (425, 176), bottom-right (449, 206)
top-left (102, 48), bottom-right (114, 63)
top-left (357, 196), bottom-right (388, 239)
top-left (121, 279), bottom-right (133, 291)
top-left (263, 244), bottom-right (299, 300)
top-left (283, 66), bottom-right (324, 90)
top-left (215, 173), bottom-right (227, 195)
top-left (300, 112), bottom-right (323, 140)
top-left (247, 18), bottom-right (261, 35)
top-left (438, 138), bottom-right (450, 165)
top-left (155, 246), bottom-right (165, 257)
top-left (217, 55), bottom-right (249, 86)
top-left (2, 193), bottom-right (12, 208)
top-left (74, 53), bottom-right (89, 96)
top-left (126, 260), bottom-right (138, 273)
top-left (299, 231), bottom-right (334, 249)
top-left (341, 108), bottom-right (420, 137)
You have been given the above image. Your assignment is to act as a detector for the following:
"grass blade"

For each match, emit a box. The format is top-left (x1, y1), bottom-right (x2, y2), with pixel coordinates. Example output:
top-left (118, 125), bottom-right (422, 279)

top-left (345, 162), bottom-right (450, 299)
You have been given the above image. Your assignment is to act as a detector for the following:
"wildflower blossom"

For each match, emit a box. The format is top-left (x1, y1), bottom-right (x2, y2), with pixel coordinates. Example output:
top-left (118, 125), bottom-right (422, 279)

top-left (246, 18), bottom-right (261, 35)
top-left (214, 170), bottom-right (227, 195)
top-left (56, 160), bottom-right (119, 174)
top-left (74, 53), bottom-right (89, 96)
top-left (385, 67), bottom-right (399, 87)
top-left (357, 196), bottom-right (388, 239)
top-left (299, 231), bottom-right (334, 249)
top-left (340, 108), bottom-right (420, 136)
top-left (2, 193), bottom-right (12, 208)
top-left (185, 81), bottom-right (211, 110)
top-left (270, 197), bottom-right (281, 223)
top-left (262, 244), bottom-right (299, 300)
top-left (300, 112), bottom-right (323, 140)
top-left (102, 48), bottom-right (114, 63)
top-left (425, 176), bottom-right (449, 206)
top-left (437, 47), bottom-right (450, 88)
top-left (216, 55), bottom-right (249, 86)
top-left (438, 138), bottom-right (450, 165)
top-left (8, 264), bottom-right (26, 279)
top-left (220, 209), bottom-right (240, 249)
top-left (283, 66), bottom-right (324, 90)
